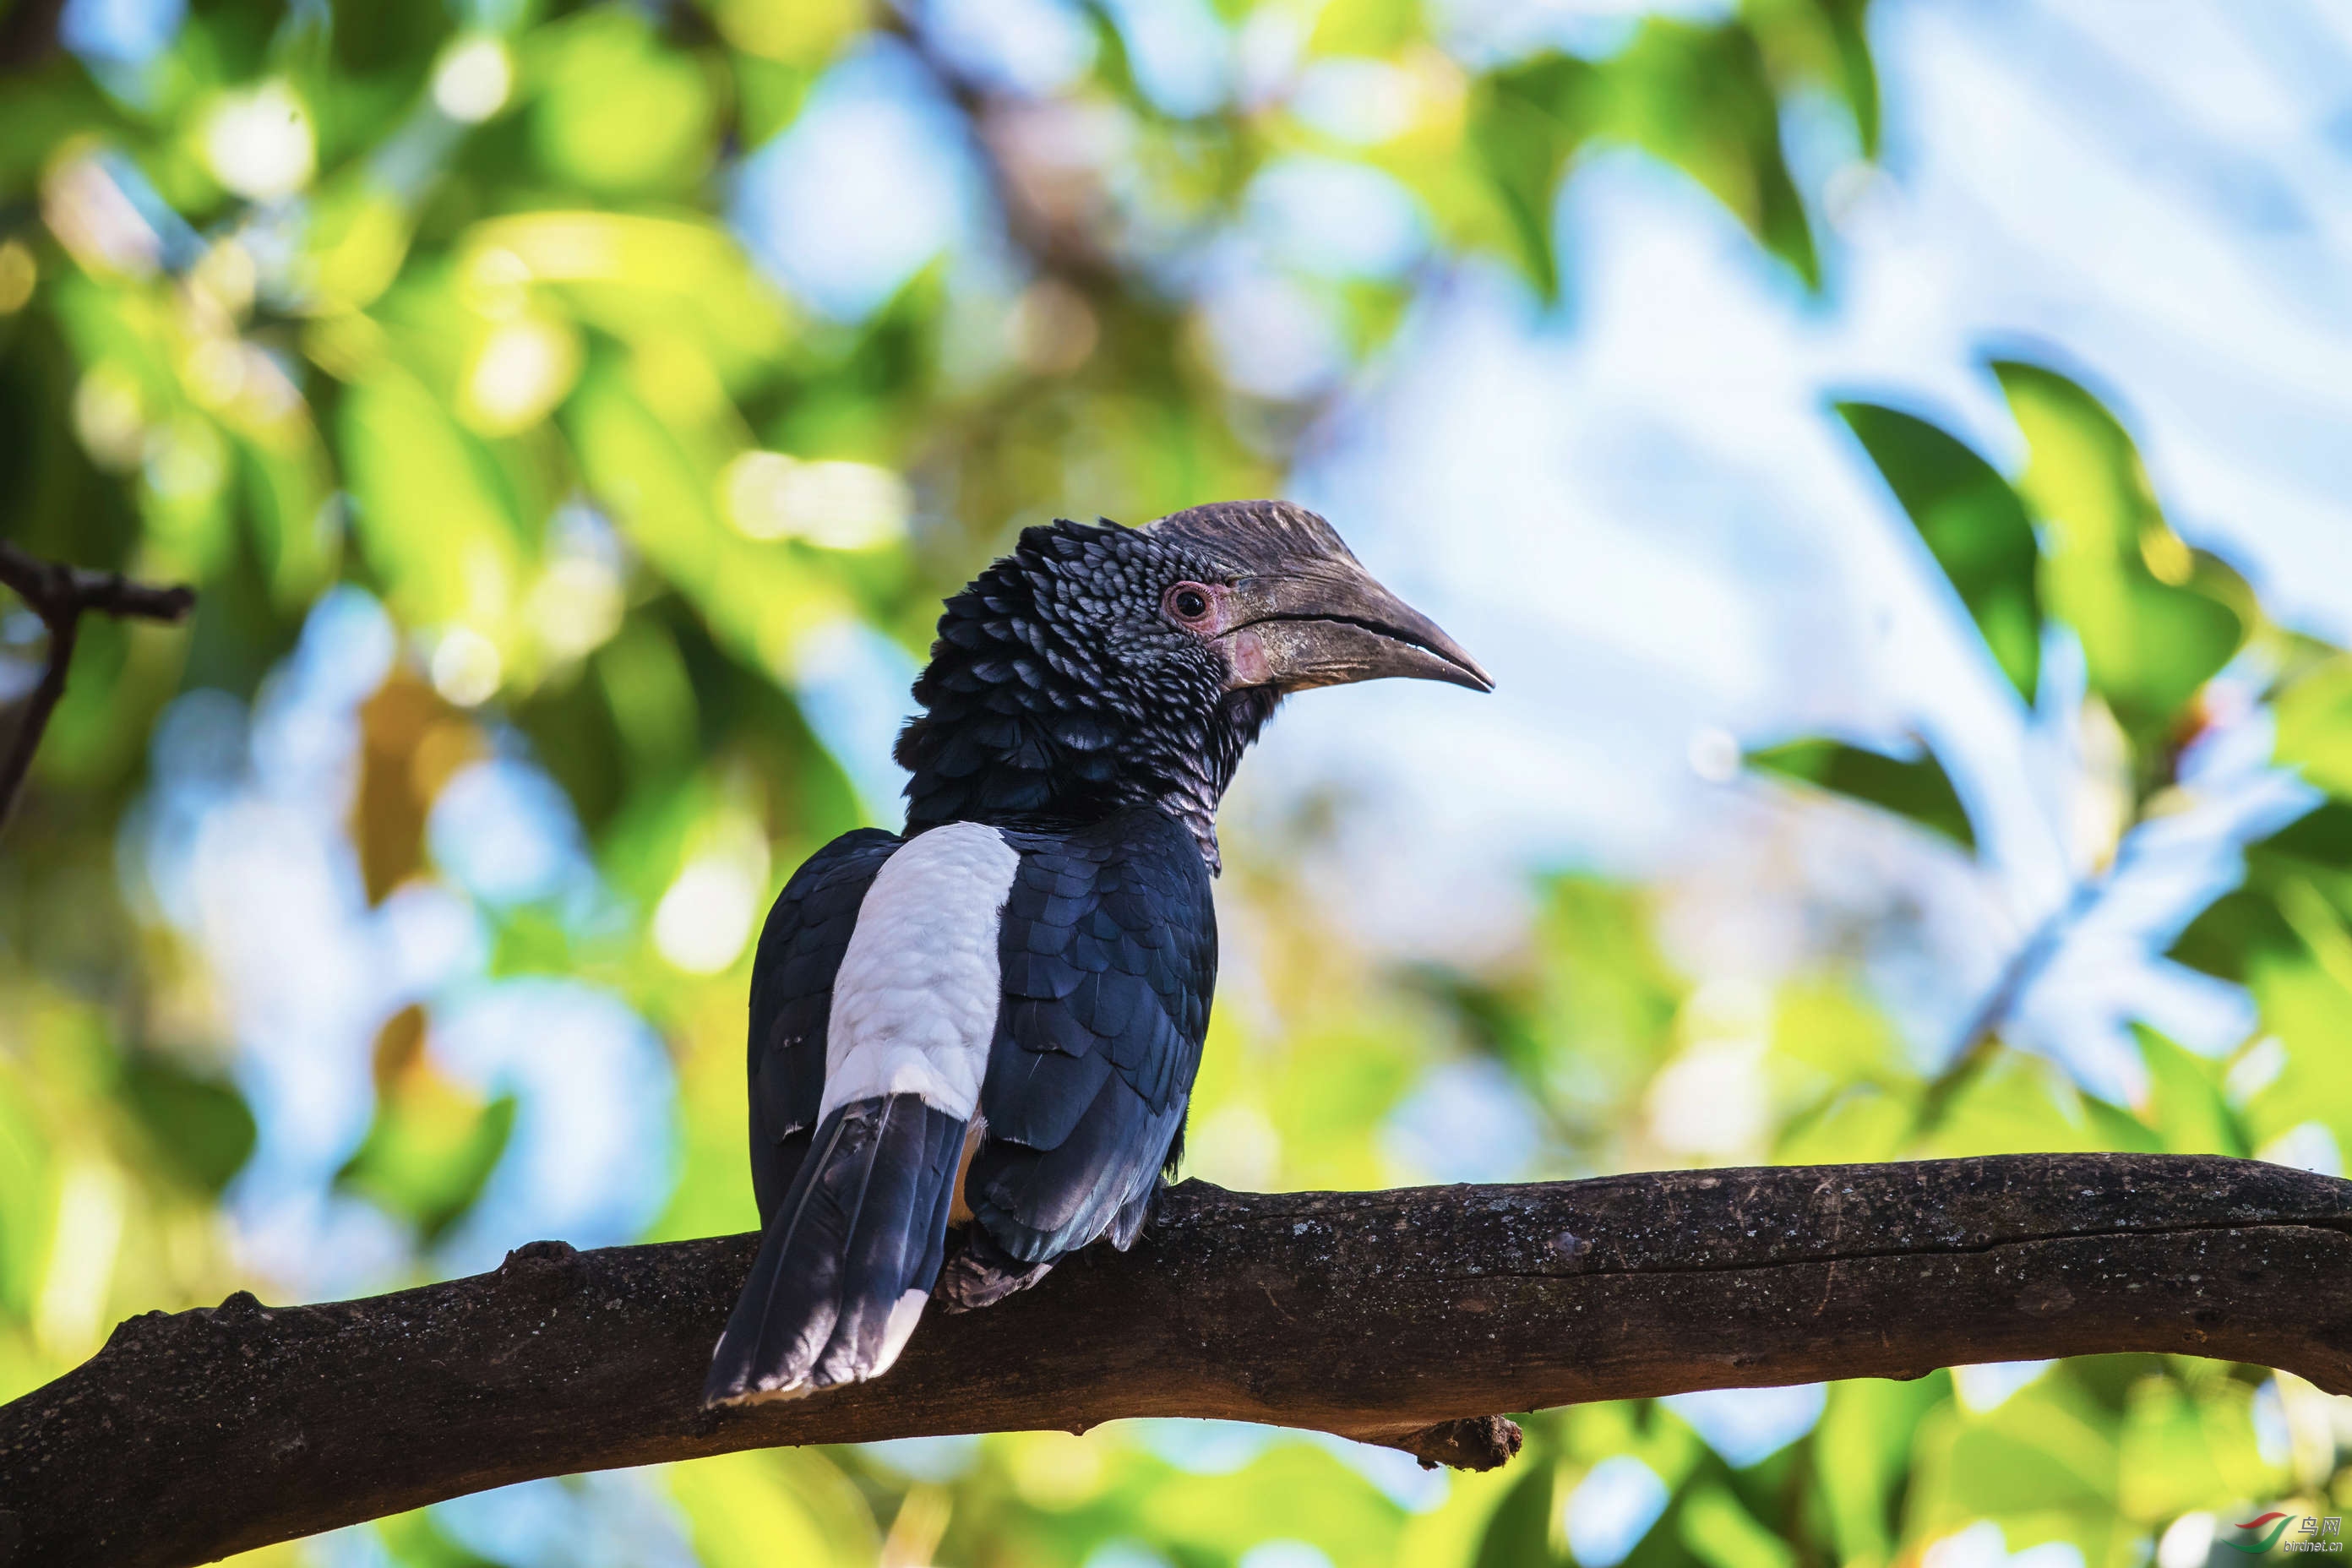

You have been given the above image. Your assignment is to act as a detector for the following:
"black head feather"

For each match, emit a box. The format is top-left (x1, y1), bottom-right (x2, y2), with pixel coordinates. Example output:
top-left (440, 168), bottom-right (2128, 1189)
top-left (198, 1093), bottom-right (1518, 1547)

top-left (896, 514), bottom-right (1279, 871)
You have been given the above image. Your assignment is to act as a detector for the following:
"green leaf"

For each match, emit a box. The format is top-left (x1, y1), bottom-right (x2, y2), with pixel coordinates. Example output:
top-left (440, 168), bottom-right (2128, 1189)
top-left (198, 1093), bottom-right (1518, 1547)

top-left (1456, 29), bottom-right (1826, 300)
top-left (374, 1509), bottom-right (506, 1568)
top-left (1814, 1375), bottom-right (1944, 1565)
top-left (1748, 737), bottom-right (1975, 851)
top-left (1769, 979), bottom-right (1910, 1089)
top-left (526, 9), bottom-right (718, 197)
top-left (1475, 1457), bottom-right (1564, 1568)
top-left (1925, 1051), bottom-right (2152, 1158)
top-left (1467, 55), bottom-right (1601, 301)
top-left (2275, 654), bottom-right (2352, 800)
top-left (1908, 1377), bottom-right (2119, 1533)
top-left (2136, 1029), bottom-right (2246, 1157)
top-left (669, 1449), bottom-right (877, 1568)
top-left (1762, 0), bottom-right (1879, 154)
top-left (2167, 888), bottom-right (2299, 985)
top-left (1131, 1441), bottom-right (1415, 1565)
top-left (338, 1087), bottom-right (517, 1244)
top-left (1679, 1484), bottom-right (1795, 1568)
top-left (2115, 1374), bottom-right (2227, 1522)
top-left (2080, 1095), bottom-right (2167, 1155)
top-left (465, 211), bottom-right (795, 395)
top-left (1993, 361), bottom-right (2244, 747)
top-left (118, 1055), bottom-right (256, 1196)
top-left (595, 618), bottom-right (703, 779)
top-left (705, 0), bottom-right (863, 68)
top-left (2118, 1369), bottom-right (2288, 1520)
top-left (337, 1013), bottom-right (519, 1245)
top-left (340, 368), bottom-right (524, 632)
top-left (1768, 983), bottom-right (1919, 1162)
top-left (1838, 402), bottom-right (2040, 703)
top-left (1611, 20), bottom-right (1820, 286)
top-left (2262, 800), bottom-right (2352, 877)
top-left (732, 53), bottom-right (819, 148)
top-left (2169, 800), bottom-right (2344, 981)
top-left (1775, 1086), bottom-right (1914, 1163)
top-left (233, 433), bottom-right (338, 607)
top-left (1306, 0), bottom-right (1423, 57)
top-left (0, 1061), bottom-right (56, 1323)
top-left (2243, 958), bottom-right (2352, 1165)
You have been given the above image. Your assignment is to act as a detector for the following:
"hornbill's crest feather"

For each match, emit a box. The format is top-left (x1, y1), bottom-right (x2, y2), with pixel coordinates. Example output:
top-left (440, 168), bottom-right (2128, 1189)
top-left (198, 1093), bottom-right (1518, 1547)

top-left (896, 515), bottom-right (1271, 873)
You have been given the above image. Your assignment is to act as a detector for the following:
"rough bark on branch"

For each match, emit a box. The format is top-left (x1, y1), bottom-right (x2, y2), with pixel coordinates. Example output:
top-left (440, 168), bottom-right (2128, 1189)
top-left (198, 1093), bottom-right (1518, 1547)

top-left (6, 1153), bottom-right (2351, 1567)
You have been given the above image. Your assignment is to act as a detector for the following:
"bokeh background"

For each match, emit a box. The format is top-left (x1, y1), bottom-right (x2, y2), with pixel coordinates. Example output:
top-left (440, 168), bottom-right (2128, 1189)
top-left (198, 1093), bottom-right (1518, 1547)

top-left (6, 0), bottom-right (2352, 1563)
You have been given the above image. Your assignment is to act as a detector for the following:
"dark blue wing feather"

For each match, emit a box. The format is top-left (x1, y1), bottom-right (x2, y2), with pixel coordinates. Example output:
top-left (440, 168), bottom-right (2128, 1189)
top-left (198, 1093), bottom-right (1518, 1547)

top-left (745, 827), bottom-right (901, 1223)
top-left (966, 808), bottom-right (1215, 1264)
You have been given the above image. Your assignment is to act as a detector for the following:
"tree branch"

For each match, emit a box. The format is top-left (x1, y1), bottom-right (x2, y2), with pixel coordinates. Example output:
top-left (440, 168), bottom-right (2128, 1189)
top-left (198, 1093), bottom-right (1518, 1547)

top-left (5, 1154), bottom-right (2349, 1567)
top-left (0, 0), bottom-right (68, 73)
top-left (0, 542), bottom-right (194, 836)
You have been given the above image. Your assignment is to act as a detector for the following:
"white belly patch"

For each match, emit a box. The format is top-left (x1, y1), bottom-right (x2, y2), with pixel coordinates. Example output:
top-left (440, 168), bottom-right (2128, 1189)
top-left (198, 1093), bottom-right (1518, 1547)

top-left (819, 821), bottom-right (1021, 1121)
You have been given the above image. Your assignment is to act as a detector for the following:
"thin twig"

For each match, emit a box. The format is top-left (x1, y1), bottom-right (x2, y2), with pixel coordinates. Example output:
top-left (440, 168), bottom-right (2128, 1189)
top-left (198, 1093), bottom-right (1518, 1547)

top-left (0, 542), bottom-right (195, 836)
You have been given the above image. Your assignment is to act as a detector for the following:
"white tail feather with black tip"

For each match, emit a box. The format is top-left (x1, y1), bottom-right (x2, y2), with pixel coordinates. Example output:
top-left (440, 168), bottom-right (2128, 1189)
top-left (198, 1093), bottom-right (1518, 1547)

top-left (705, 1094), bottom-right (966, 1406)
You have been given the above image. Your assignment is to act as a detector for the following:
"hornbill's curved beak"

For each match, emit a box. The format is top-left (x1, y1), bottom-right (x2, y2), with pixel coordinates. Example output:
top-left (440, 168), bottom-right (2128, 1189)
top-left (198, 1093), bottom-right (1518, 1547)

top-left (1218, 560), bottom-right (1494, 694)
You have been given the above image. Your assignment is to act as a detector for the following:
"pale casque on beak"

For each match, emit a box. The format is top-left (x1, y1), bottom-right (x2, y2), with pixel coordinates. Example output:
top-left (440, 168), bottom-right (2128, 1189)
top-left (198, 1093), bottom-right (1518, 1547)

top-left (1144, 498), bottom-right (1494, 695)
top-left (1217, 558), bottom-right (1494, 694)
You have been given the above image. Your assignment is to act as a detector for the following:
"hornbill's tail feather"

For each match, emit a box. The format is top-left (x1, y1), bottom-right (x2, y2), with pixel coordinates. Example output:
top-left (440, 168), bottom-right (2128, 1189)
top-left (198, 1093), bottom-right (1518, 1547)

top-left (704, 1095), bottom-right (965, 1406)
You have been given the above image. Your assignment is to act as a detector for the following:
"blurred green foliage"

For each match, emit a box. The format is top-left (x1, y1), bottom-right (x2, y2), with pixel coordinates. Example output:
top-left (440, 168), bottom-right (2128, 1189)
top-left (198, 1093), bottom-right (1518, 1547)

top-left (1746, 736), bottom-right (1974, 852)
top-left (3, 1), bottom-right (2350, 1566)
top-left (1837, 400), bottom-right (2041, 704)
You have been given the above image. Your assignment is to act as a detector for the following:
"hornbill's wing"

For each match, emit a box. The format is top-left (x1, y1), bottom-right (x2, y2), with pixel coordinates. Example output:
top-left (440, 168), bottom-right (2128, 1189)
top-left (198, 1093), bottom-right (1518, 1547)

top-left (965, 807), bottom-right (1217, 1268)
top-left (745, 826), bottom-right (902, 1224)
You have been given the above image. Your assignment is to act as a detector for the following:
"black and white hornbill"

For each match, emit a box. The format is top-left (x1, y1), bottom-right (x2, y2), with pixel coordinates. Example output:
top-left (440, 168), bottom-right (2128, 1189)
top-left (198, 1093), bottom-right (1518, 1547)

top-left (704, 499), bottom-right (1489, 1405)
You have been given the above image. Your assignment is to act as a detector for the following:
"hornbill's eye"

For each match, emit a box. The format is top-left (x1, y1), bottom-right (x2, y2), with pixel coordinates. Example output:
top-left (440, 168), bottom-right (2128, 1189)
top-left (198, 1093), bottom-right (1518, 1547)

top-left (1164, 582), bottom-right (1213, 624)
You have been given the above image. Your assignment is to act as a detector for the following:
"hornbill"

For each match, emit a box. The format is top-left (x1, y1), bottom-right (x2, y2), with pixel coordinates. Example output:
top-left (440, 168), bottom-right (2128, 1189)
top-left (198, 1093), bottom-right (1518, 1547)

top-left (705, 499), bottom-right (1490, 1405)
